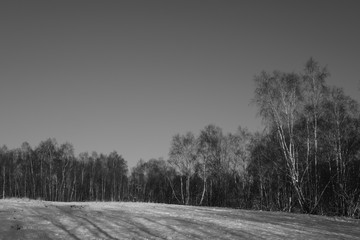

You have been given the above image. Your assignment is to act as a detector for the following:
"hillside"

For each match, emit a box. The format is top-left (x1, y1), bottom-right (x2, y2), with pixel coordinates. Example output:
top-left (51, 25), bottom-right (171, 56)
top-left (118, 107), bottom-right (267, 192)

top-left (0, 199), bottom-right (359, 240)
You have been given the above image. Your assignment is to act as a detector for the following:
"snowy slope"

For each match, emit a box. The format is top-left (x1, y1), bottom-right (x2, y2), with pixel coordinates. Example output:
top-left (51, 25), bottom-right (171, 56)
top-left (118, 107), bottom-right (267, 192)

top-left (0, 199), bottom-right (359, 240)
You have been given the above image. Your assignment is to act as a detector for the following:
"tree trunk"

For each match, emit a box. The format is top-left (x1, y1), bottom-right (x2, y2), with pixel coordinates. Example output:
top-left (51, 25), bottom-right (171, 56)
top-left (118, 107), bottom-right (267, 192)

top-left (186, 175), bottom-right (190, 205)
top-left (40, 158), bottom-right (43, 199)
top-left (199, 164), bottom-right (206, 205)
top-left (9, 167), bottom-right (12, 197)
top-left (2, 166), bottom-right (5, 199)
top-left (306, 118), bottom-right (311, 199)
top-left (24, 170), bottom-right (27, 198)
top-left (102, 175), bottom-right (105, 201)
top-left (113, 165), bottom-right (116, 201)
top-left (30, 158), bottom-right (36, 199)
top-left (180, 176), bottom-right (184, 204)
top-left (314, 111), bottom-right (318, 205)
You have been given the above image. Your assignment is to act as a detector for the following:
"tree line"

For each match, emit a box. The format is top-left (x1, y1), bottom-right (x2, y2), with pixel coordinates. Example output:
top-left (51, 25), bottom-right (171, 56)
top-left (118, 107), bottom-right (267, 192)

top-left (1, 58), bottom-right (359, 218)
top-left (0, 139), bottom-right (128, 202)
top-left (128, 58), bottom-right (360, 218)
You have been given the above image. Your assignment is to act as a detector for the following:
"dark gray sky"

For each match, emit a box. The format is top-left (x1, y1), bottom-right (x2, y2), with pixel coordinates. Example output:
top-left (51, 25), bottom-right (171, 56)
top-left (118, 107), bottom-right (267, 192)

top-left (1, 1), bottom-right (359, 167)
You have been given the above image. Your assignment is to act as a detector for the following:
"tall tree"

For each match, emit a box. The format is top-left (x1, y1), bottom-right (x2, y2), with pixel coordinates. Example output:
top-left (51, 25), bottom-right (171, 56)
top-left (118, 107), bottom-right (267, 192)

top-left (36, 138), bottom-right (58, 200)
top-left (58, 142), bottom-right (75, 201)
top-left (0, 145), bottom-right (9, 199)
top-left (21, 142), bottom-right (35, 198)
top-left (169, 132), bottom-right (197, 205)
top-left (223, 127), bottom-right (251, 206)
top-left (253, 70), bottom-right (309, 212)
top-left (302, 57), bottom-right (329, 204)
top-left (323, 86), bottom-right (360, 215)
top-left (197, 124), bottom-right (223, 205)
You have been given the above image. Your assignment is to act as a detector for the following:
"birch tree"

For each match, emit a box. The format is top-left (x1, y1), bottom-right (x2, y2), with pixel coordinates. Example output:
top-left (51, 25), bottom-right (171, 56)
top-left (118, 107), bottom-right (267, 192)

top-left (169, 132), bottom-right (197, 205)
top-left (302, 57), bottom-right (329, 204)
top-left (323, 86), bottom-right (360, 215)
top-left (197, 125), bottom-right (222, 205)
top-left (253, 70), bottom-right (309, 212)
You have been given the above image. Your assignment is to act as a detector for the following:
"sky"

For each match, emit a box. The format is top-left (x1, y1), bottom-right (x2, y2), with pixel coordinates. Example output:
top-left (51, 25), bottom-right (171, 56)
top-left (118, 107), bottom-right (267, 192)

top-left (1, 0), bottom-right (359, 168)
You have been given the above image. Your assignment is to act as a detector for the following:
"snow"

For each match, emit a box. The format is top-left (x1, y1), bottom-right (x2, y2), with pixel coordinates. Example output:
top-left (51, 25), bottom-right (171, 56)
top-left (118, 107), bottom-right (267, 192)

top-left (0, 199), bottom-right (359, 239)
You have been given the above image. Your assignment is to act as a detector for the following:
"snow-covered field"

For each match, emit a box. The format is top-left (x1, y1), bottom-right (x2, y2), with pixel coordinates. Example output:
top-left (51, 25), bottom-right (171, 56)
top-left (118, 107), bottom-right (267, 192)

top-left (0, 199), bottom-right (359, 240)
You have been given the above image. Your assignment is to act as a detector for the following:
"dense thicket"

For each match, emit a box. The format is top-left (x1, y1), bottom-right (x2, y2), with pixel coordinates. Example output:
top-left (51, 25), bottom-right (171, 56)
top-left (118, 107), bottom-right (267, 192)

top-left (0, 139), bottom-right (128, 202)
top-left (1, 58), bottom-right (359, 218)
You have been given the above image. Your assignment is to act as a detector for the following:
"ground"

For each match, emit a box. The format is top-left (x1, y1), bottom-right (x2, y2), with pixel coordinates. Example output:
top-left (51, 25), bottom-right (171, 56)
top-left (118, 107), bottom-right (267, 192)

top-left (0, 199), bottom-right (359, 240)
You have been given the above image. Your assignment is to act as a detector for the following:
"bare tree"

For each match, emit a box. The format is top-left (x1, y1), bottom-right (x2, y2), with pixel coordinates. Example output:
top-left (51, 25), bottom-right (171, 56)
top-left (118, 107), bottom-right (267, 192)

top-left (58, 142), bottom-right (74, 201)
top-left (169, 132), bottom-right (197, 205)
top-left (323, 86), bottom-right (360, 215)
top-left (1, 145), bottom-right (8, 199)
top-left (253, 70), bottom-right (309, 212)
top-left (302, 58), bottom-right (329, 204)
top-left (197, 125), bottom-right (223, 205)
